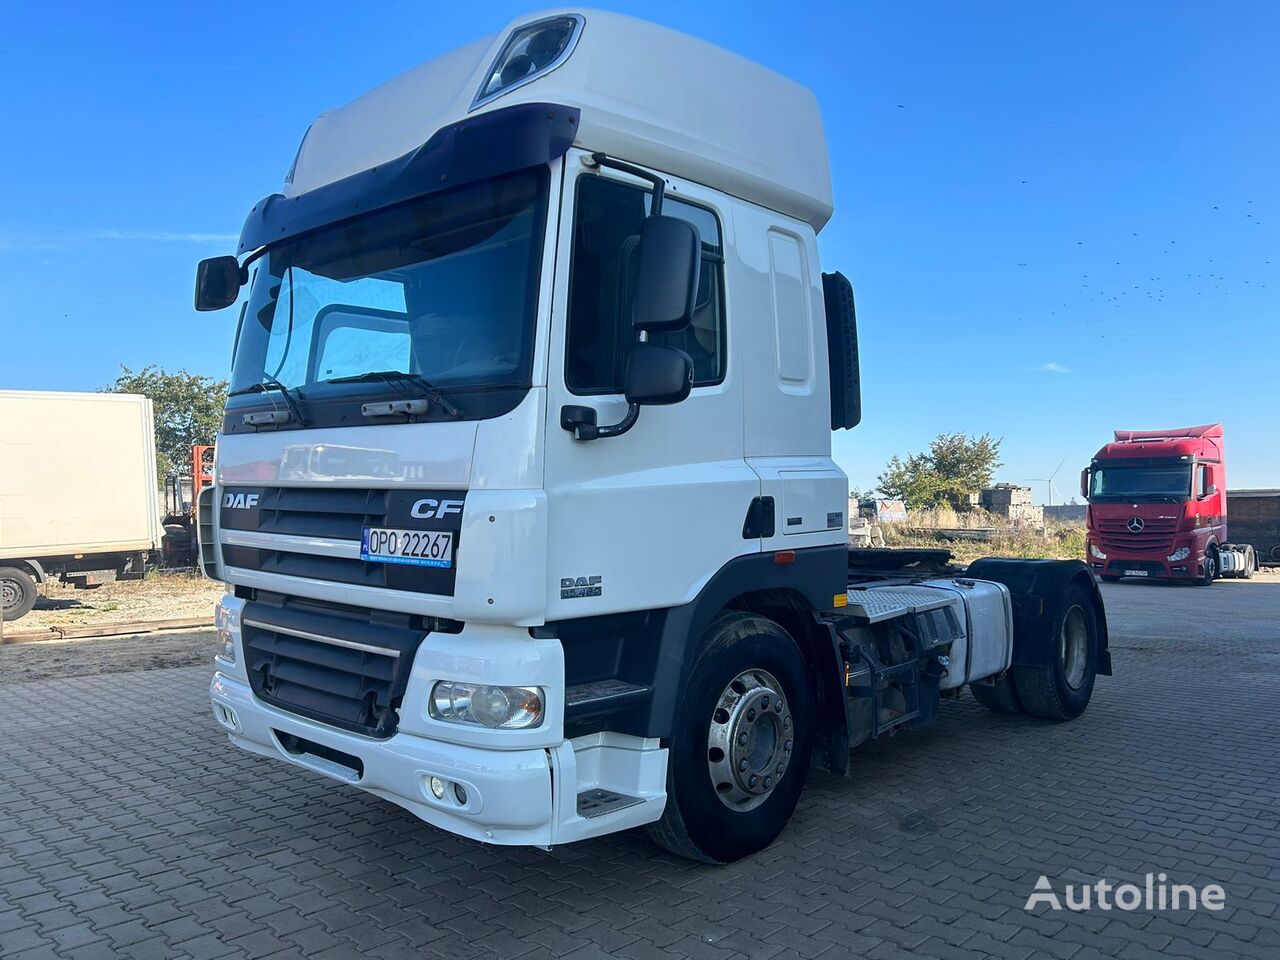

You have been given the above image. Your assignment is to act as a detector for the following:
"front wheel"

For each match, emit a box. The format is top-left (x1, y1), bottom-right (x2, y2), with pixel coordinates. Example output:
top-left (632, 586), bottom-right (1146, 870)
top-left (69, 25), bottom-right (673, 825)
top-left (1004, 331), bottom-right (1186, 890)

top-left (1011, 582), bottom-right (1100, 720)
top-left (1196, 546), bottom-right (1218, 586)
top-left (648, 612), bottom-right (814, 863)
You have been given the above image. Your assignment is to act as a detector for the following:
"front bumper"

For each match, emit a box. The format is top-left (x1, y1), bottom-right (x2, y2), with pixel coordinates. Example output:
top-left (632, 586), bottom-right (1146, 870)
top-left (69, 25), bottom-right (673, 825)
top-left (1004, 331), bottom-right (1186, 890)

top-left (210, 670), bottom-right (668, 848)
top-left (1089, 555), bottom-right (1201, 580)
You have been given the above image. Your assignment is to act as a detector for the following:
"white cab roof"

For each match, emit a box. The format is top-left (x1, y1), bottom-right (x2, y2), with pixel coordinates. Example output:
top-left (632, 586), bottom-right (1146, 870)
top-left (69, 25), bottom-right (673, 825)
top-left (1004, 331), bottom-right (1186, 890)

top-left (286, 9), bottom-right (834, 231)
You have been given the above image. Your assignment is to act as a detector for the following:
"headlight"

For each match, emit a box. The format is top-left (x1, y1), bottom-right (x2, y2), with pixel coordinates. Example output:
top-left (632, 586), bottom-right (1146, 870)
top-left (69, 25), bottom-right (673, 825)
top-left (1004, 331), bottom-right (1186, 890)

top-left (1168, 547), bottom-right (1190, 563)
top-left (214, 595), bottom-right (240, 665)
top-left (1090, 543), bottom-right (1107, 560)
top-left (430, 681), bottom-right (544, 729)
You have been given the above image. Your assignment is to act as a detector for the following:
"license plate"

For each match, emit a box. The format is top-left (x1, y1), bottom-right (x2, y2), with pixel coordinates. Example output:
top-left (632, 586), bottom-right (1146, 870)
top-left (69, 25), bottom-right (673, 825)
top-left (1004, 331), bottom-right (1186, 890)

top-left (361, 527), bottom-right (453, 568)
top-left (1124, 569), bottom-right (1149, 577)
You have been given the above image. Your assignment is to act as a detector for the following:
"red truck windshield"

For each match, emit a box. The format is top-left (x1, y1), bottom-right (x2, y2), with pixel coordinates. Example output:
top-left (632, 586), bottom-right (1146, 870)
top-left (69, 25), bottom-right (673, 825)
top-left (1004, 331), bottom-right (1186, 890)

top-left (1089, 462), bottom-right (1192, 502)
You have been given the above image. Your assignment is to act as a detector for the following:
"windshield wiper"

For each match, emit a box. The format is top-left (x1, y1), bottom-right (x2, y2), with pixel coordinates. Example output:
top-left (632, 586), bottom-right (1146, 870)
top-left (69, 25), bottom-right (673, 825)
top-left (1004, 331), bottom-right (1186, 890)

top-left (229, 373), bottom-right (307, 427)
top-left (327, 370), bottom-right (463, 418)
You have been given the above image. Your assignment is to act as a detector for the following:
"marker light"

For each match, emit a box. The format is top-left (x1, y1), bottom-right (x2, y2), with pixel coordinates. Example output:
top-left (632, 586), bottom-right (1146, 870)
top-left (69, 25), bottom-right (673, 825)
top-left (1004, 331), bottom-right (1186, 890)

top-left (473, 14), bottom-right (585, 109)
top-left (1168, 547), bottom-right (1190, 563)
top-left (430, 681), bottom-right (545, 729)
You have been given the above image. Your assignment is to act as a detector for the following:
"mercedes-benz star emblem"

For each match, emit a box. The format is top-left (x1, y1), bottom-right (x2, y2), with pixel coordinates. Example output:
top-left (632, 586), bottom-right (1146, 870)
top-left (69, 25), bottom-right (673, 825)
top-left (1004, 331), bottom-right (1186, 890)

top-left (1127, 516), bottom-right (1145, 533)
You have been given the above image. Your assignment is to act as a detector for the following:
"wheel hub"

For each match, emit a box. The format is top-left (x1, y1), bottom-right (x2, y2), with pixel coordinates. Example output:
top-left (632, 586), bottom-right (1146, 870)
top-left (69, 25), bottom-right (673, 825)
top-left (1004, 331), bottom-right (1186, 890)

top-left (707, 668), bottom-right (792, 810)
top-left (2, 578), bottom-right (19, 612)
top-left (1060, 605), bottom-right (1089, 690)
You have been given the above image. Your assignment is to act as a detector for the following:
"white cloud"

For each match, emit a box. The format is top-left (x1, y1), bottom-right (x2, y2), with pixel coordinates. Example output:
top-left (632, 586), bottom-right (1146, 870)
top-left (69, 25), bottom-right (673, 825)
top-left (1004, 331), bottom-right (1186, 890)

top-left (88, 229), bottom-right (238, 243)
top-left (0, 227), bottom-right (236, 251)
top-left (1034, 361), bottom-right (1071, 374)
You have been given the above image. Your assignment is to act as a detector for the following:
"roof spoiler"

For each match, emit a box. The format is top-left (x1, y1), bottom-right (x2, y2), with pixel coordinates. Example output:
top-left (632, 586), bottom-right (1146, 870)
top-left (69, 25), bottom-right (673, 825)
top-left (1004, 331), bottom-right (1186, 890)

top-left (1113, 423), bottom-right (1223, 442)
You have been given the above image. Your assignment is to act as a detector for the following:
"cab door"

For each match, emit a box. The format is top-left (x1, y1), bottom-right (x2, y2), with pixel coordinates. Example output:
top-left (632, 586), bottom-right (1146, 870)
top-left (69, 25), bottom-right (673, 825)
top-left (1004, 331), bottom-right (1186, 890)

top-left (541, 149), bottom-right (758, 620)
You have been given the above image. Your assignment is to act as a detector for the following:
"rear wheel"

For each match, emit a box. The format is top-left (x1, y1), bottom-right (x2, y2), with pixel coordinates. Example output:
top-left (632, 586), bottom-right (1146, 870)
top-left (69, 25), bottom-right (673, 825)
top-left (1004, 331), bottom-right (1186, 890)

top-left (648, 612), bottom-right (813, 863)
top-left (970, 673), bottom-right (1024, 714)
top-left (1012, 583), bottom-right (1100, 720)
top-left (1242, 546), bottom-right (1256, 580)
top-left (1, 566), bottom-right (38, 622)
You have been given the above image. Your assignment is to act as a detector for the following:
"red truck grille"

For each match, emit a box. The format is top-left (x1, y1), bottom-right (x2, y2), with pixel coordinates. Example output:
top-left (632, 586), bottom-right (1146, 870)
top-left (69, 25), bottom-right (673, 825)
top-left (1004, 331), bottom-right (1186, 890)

top-left (1096, 517), bottom-right (1178, 554)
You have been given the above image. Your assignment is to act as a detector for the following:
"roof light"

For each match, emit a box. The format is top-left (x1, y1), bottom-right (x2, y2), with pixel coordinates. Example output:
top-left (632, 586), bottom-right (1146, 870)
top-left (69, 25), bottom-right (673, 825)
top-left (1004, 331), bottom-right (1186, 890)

top-left (472, 14), bottom-right (584, 110)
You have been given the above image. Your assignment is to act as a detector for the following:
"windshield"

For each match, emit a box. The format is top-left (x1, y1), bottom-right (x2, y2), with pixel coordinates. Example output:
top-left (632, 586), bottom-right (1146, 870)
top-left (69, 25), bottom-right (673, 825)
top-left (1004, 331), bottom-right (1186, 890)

top-left (1089, 462), bottom-right (1192, 501)
top-left (229, 169), bottom-right (548, 407)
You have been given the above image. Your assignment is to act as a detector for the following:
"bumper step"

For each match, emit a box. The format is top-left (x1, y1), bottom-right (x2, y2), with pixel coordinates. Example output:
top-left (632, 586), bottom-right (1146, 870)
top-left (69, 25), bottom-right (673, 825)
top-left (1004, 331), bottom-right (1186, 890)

top-left (577, 788), bottom-right (644, 819)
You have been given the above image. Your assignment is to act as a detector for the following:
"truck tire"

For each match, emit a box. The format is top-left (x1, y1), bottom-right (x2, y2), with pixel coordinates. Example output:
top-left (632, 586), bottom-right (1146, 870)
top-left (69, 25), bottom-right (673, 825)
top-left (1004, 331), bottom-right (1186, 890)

top-left (1242, 546), bottom-right (1256, 580)
top-left (970, 673), bottom-right (1024, 714)
top-left (1196, 545), bottom-right (1218, 586)
top-left (1, 566), bottom-right (38, 622)
top-left (1010, 582), bottom-right (1100, 721)
top-left (648, 612), bottom-right (814, 863)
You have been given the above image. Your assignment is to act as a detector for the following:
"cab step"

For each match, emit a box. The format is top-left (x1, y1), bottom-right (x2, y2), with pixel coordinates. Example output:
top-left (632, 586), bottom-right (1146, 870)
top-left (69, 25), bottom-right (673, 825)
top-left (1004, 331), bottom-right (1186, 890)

top-left (576, 787), bottom-right (645, 819)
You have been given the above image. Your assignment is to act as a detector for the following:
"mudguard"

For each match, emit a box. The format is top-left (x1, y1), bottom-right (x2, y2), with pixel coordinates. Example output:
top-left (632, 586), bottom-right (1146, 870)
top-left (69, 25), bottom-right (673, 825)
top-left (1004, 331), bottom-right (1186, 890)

top-left (965, 558), bottom-right (1112, 676)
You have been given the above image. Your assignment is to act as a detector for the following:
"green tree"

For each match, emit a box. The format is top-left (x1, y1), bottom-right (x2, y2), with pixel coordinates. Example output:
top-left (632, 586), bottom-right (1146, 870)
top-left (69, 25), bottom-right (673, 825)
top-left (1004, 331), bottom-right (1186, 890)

top-left (104, 366), bottom-right (227, 480)
top-left (875, 433), bottom-right (1003, 509)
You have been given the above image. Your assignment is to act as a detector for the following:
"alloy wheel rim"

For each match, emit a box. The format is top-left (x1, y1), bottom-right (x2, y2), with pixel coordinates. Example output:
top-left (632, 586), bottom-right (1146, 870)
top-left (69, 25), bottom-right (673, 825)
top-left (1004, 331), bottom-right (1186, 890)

top-left (707, 668), bottom-right (792, 811)
top-left (1060, 605), bottom-right (1089, 690)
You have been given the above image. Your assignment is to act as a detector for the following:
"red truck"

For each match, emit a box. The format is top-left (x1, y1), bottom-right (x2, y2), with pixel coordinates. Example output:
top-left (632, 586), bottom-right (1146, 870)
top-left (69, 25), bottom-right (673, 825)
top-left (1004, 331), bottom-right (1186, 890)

top-left (1081, 424), bottom-right (1257, 584)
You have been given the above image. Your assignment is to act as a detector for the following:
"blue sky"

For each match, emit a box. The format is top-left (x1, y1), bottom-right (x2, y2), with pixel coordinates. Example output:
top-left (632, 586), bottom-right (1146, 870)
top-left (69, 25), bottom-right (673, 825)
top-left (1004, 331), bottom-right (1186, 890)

top-left (2, 1), bottom-right (1276, 496)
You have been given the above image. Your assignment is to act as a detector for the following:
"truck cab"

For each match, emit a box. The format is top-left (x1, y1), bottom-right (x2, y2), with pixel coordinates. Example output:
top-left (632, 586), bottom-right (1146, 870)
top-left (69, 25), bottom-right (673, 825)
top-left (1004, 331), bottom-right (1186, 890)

top-left (201, 9), bottom-right (1109, 863)
top-left (1082, 424), bottom-right (1254, 583)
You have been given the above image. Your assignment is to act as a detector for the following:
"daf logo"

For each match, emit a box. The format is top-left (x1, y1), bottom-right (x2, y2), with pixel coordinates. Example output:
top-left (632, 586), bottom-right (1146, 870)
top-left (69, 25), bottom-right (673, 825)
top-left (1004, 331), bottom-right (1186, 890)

top-left (1127, 516), bottom-right (1145, 533)
top-left (410, 498), bottom-right (463, 520)
top-left (223, 492), bottom-right (260, 510)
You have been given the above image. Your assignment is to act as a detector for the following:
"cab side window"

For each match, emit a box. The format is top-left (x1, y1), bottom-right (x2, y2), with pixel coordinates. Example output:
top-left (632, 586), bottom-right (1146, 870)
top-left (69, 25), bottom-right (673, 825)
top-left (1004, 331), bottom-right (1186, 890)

top-left (1196, 465), bottom-right (1210, 498)
top-left (565, 176), bottom-right (726, 394)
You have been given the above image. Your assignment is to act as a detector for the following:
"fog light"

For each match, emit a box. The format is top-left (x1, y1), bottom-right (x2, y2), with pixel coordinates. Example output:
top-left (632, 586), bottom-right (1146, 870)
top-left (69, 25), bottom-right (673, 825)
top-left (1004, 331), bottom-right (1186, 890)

top-left (1090, 543), bottom-right (1107, 560)
top-left (1168, 547), bottom-right (1190, 563)
top-left (429, 776), bottom-right (446, 800)
top-left (453, 783), bottom-right (468, 806)
top-left (430, 681), bottom-right (545, 729)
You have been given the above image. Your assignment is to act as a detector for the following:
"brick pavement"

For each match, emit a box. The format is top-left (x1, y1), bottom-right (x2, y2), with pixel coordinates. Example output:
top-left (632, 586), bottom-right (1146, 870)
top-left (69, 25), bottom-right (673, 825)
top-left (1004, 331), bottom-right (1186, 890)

top-left (1, 580), bottom-right (1277, 959)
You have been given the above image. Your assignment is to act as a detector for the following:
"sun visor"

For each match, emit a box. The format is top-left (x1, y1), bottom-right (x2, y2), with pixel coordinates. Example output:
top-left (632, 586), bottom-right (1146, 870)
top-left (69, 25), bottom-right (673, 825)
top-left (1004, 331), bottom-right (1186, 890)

top-left (238, 102), bottom-right (579, 256)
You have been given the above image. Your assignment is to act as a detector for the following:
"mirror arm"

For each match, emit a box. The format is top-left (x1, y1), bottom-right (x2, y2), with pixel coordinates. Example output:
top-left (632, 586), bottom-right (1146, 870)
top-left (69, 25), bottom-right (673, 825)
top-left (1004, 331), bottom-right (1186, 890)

top-left (594, 403), bottom-right (640, 439)
top-left (589, 153), bottom-right (665, 214)
top-left (559, 402), bottom-right (640, 442)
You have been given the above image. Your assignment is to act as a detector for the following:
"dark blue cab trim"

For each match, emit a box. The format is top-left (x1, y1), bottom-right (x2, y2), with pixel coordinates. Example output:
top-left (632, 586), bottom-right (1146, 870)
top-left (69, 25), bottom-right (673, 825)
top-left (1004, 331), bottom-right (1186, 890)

top-left (238, 102), bottom-right (580, 255)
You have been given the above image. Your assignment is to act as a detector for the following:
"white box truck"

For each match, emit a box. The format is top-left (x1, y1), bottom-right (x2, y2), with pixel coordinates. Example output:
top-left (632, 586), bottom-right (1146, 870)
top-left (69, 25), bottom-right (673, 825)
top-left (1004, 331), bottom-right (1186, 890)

top-left (0, 390), bottom-right (160, 620)
top-left (199, 9), bottom-right (1111, 863)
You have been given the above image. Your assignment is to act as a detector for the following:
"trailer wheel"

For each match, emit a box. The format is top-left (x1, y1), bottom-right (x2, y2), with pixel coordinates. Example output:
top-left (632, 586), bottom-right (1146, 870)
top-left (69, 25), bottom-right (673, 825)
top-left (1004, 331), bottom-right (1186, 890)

top-left (970, 673), bottom-right (1024, 714)
top-left (1011, 582), bottom-right (1100, 721)
top-left (1, 566), bottom-right (38, 622)
top-left (1196, 545), bottom-right (1218, 586)
top-left (648, 612), bottom-right (813, 863)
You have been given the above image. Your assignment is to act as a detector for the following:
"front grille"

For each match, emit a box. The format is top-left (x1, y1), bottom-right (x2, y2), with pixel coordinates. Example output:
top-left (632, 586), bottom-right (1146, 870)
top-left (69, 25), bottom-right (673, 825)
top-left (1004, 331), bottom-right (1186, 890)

top-left (240, 596), bottom-right (435, 738)
top-left (1096, 517), bottom-right (1177, 554)
top-left (219, 486), bottom-right (463, 596)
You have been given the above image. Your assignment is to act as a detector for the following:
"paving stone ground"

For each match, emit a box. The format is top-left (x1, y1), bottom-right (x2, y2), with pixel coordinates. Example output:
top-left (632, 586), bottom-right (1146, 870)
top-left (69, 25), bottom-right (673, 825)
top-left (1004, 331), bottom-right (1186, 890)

top-left (1, 580), bottom-right (1278, 959)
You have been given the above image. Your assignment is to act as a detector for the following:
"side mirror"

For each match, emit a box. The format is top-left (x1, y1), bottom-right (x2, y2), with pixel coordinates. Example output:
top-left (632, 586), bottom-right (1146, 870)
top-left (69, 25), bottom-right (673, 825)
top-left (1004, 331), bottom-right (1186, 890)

top-left (625, 343), bottom-right (692, 406)
top-left (195, 256), bottom-right (242, 311)
top-left (1204, 483), bottom-right (1216, 497)
top-left (1080, 468), bottom-right (1090, 500)
top-left (632, 215), bottom-right (700, 333)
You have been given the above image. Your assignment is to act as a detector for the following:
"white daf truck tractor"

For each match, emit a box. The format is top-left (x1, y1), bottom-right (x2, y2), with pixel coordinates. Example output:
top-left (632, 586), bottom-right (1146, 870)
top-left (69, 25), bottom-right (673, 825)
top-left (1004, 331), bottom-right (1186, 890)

top-left (198, 9), bottom-right (1111, 863)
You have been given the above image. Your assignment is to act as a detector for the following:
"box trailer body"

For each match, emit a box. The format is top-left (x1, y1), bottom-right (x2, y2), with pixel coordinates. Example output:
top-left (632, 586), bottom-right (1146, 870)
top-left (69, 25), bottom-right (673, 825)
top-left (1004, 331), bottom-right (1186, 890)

top-left (1082, 424), bottom-right (1257, 583)
top-left (0, 390), bottom-right (160, 619)
top-left (201, 8), bottom-right (1111, 863)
